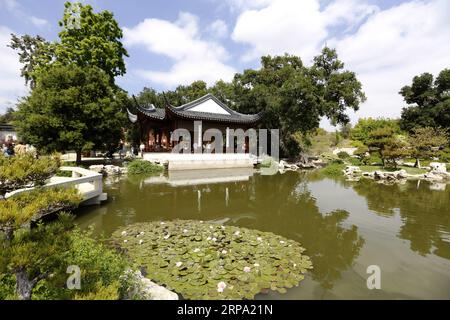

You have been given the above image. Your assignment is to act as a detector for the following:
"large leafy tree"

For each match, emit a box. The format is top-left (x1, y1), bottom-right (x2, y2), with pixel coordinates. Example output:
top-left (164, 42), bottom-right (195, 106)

top-left (230, 48), bottom-right (366, 157)
top-left (56, 1), bottom-right (128, 83)
top-left (14, 65), bottom-right (127, 163)
top-left (10, 2), bottom-right (129, 162)
top-left (8, 34), bottom-right (54, 89)
top-left (164, 80), bottom-right (210, 106)
top-left (351, 118), bottom-right (401, 145)
top-left (400, 69), bottom-right (450, 131)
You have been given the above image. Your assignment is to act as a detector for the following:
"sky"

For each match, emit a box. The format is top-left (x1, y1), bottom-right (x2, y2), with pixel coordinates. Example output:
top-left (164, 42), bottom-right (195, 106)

top-left (0, 0), bottom-right (449, 130)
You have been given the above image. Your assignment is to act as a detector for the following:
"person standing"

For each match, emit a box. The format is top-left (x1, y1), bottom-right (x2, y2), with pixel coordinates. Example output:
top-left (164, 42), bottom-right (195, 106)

top-left (139, 143), bottom-right (145, 158)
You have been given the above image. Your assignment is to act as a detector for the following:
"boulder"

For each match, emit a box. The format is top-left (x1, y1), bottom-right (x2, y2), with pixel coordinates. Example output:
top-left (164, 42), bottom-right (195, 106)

top-left (362, 171), bottom-right (375, 177)
top-left (423, 172), bottom-right (444, 181)
top-left (89, 164), bottom-right (126, 176)
top-left (122, 270), bottom-right (178, 300)
top-left (373, 171), bottom-right (385, 180)
top-left (104, 165), bottom-right (120, 175)
top-left (429, 162), bottom-right (447, 174)
top-left (332, 147), bottom-right (357, 156)
top-left (279, 160), bottom-right (300, 170)
top-left (298, 162), bottom-right (317, 169)
top-left (396, 169), bottom-right (408, 179)
top-left (343, 166), bottom-right (361, 176)
top-left (89, 165), bottom-right (105, 173)
top-left (278, 160), bottom-right (287, 169)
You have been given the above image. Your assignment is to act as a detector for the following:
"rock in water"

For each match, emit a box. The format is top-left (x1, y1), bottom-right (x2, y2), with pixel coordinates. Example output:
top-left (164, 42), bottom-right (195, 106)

top-left (429, 162), bottom-right (447, 174)
top-left (121, 269), bottom-right (178, 300)
top-left (343, 166), bottom-right (361, 177)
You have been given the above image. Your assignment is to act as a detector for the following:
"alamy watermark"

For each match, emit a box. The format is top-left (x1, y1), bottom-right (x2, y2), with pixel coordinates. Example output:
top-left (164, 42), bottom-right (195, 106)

top-left (66, 265), bottom-right (81, 290)
top-left (66, 2), bottom-right (82, 30)
top-left (169, 121), bottom-right (280, 162)
top-left (366, 265), bottom-right (381, 290)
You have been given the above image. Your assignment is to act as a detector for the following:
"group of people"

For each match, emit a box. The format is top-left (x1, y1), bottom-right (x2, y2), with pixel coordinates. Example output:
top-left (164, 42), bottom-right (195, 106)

top-left (1, 141), bottom-right (35, 157)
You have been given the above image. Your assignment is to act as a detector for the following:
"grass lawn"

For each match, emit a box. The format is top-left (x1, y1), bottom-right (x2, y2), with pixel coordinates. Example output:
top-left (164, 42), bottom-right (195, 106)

top-left (358, 165), bottom-right (427, 175)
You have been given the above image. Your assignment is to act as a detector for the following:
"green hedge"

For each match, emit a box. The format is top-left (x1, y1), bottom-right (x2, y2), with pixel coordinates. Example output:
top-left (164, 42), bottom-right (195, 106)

top-left (127, 160), bottom-right (164, 175)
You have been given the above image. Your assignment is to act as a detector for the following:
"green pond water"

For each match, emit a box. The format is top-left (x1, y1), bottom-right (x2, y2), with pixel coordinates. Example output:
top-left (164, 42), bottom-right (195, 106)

top-left (75, 169), bottom-right (450, 300)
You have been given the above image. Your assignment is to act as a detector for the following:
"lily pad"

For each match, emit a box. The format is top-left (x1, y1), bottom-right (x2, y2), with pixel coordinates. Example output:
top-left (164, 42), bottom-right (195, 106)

top-left (111, 220), bottom-right (313, 300)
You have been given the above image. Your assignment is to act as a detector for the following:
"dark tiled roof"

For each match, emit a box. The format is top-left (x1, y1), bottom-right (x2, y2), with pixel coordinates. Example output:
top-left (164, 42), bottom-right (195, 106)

top-left (132, 93), bottom-right (262, 125)
top-left (166, 104), bottom-right (262, 124)
top-left (135, 104), bottom-right (166, 120)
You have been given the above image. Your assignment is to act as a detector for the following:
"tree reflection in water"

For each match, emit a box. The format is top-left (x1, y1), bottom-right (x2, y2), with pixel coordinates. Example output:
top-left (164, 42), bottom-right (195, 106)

top-left (247, 172), bottom-right (365, 290)
top-left (77, 171), bottom-right (365, 291)
top-left (352, 179), bottom-right (450, 259)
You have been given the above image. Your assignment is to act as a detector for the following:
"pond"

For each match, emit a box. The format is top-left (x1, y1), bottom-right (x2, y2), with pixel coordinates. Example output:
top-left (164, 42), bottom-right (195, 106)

top-left (75, 169), bottom-right (450, 300)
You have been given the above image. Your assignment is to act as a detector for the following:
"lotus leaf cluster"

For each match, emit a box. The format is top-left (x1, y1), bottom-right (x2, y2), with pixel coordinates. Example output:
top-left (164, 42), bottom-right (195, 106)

top-left (112, 220), bottom-right (313, 300)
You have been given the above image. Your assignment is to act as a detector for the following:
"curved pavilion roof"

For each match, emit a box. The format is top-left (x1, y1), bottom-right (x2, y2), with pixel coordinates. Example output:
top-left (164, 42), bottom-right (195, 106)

top-left (130, 93), bottom-right (262, 125)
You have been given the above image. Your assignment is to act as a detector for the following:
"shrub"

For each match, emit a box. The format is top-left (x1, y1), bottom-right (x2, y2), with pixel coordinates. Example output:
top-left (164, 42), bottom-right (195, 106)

top-left (260, 157), bottom-right (276, 168)
top-left (0, 154), bottom-right (61, 197)
top-left (331, 158), bottom-right (344, 165)
top-left (366, 153), bottom-right (383, 166)
top-left (31, 226), bottom-right (128, 300)
top-left (320, 162), bottom-right (345, 177)
top-left (348, 157), bottom-right (362, 166)
top-left (127, 160), bottom-right (164, 175)
top-left (440, 148), bottom-right (450, 163)
top-left (337, 151), bottom-right (350, 159)
top-left (320, 152), bottom-right (340, 163)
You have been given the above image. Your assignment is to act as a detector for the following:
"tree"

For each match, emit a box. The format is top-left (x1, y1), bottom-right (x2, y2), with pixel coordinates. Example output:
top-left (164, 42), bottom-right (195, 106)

top-left (0, 107), bottom-right (16, 124)
top-left (9, 2), bottom-right (130, 161)
top-left (8, 34), bottom-right (54, 88)
top-left (0, 154), bottom-right (81, 299)
top-left (339, 123), bottom-right (352, 139)
top-left (400, 69), bottom-right (450, 131)
top-left (0, 154), bottom-right (127, 300)
top-left (165, 80), bottom-right (209, 106)
top-left (382, 137), bottom-right (410, 168)
top-left (408, 127), bottom-right (448, 168)
top-left (366, 127), bottom-right (409, 167)
top-left (353, 144), bottom-right (369, 164)
top-left (229, 48), bottom-right (366, 157)
top-left (14, 65), bottom-right (127, 163)
top-left (0, 153), bottom-right (60, 200)
top-left (351, 118), bottom-right (400, 145)
top-left (9, 2), bottom-right (128, 87)
top-left (55, 1), bottom-right (129, 83)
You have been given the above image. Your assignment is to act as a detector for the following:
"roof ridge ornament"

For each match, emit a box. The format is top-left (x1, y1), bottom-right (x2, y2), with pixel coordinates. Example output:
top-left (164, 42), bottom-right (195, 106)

top-left (132, 95), bottom-right (156, 111)
top-left (127, 108), bottom-right (137, 123)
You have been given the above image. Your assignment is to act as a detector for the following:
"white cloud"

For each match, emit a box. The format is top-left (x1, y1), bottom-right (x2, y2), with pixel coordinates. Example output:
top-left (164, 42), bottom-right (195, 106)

top-left (29, 16), bottom-right (49, 27)
top-left (207, 19), bottom-right (228, 38)
top-left (124, 12), bottom-right (236, 87)
top-left (0, 26), bottom-right (27, 113)
top-left (330, 0), bottom-right (450, 122)
top-left (0, 0), bottom-right (49, 29)
top-left (232, 0), bottom-right (376, 62)
top-left (230, 0), bottom-right (450, 127)
top-left (219, 0), bottom-right (273, 12)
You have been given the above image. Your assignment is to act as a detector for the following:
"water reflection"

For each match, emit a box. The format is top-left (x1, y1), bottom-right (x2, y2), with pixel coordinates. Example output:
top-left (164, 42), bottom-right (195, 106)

top-left (75, 169), bottom-right (450, 299)
top-left (76, 169), bottom-right (364, 292)
top-left (352, 179), bottom-right (450, 259)
top-left (246, 173), bottom-right (365, 290)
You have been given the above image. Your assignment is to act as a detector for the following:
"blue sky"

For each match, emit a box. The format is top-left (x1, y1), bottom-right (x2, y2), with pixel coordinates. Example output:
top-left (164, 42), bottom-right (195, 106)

top-left (1, 0), bottom-right (449, 129)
